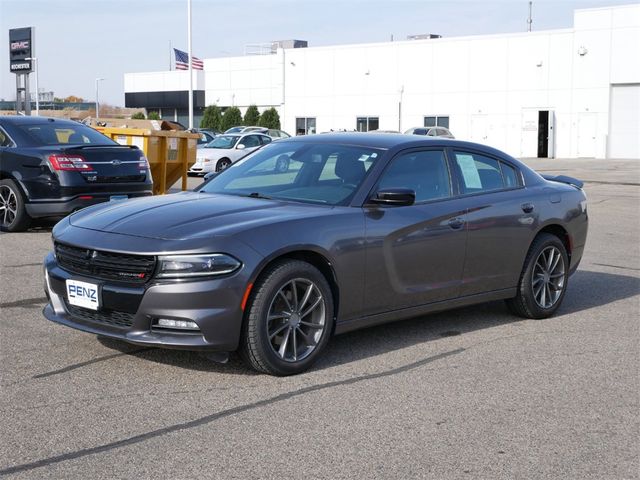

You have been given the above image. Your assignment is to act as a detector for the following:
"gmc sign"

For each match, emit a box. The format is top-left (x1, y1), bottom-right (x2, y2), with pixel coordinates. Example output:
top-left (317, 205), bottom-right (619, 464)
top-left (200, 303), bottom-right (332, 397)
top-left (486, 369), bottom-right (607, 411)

top-left (9, 27), bottom-right (34, 74)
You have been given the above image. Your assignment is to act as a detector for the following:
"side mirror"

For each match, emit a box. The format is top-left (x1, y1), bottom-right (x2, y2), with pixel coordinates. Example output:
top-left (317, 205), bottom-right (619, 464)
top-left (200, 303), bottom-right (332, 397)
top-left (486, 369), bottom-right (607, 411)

top-left (236, 144), bottom-right (246, 150)
top-left (203, 171), bottom-right (220, 181)
top-left (370, 188), bottom-right (415, 206)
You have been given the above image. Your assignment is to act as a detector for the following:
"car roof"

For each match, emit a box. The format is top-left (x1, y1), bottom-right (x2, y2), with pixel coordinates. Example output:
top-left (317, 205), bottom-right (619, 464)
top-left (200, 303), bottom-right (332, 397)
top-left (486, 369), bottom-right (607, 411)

top-left (279, 132), bottom-right (516, 158)
top-left (0, 115), bottom-right (79, 127)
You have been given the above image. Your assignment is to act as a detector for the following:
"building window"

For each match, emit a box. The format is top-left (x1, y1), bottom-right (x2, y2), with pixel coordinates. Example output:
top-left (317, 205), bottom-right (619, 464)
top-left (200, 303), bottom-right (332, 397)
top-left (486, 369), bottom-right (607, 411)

top-left (356, 117), bottom-right (379, 132)
top-left (296, 117), bottom-right (316, 135)
top-left (424, 116), bottom-right (449, 129)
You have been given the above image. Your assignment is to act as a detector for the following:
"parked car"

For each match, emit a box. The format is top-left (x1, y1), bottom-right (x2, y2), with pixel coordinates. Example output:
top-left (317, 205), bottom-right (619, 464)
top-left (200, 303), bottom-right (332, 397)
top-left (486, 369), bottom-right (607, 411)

top-left (224, 126), bottom-right (291, 140)
top-left (43, 133), bottom-right (588, 375)
top-left (188, 132), bottom-right (271, 174)
top-left (224, 126), bottom-right (246, 134)
top-left (195, 130), bottom-right (216, 148)
top-left (0, 116), bottom-right (153, 232)
top-left (404, 126), bottom-right (455, 138)
top-left (267, 129), bottom-right (291, 139)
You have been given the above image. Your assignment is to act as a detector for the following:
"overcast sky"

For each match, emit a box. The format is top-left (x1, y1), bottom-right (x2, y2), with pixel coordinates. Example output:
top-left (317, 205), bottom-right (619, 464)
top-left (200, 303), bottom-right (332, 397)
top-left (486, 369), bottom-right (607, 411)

top-left (1, 0), bottom-right (637, 106)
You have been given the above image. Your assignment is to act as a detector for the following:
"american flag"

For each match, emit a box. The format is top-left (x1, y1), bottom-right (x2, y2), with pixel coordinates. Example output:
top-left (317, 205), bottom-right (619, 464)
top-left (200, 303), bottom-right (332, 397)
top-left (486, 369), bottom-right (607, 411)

top-left (174, 48), bottom-right (204, 70)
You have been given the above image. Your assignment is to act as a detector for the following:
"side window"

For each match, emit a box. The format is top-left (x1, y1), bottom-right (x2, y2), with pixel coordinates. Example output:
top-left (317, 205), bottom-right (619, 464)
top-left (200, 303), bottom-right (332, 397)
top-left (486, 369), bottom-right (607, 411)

top-left (427, 128), bottom-right (437, 136)
top-left (241, 135), bottom-right (260, 148)
top-left (260, 136), bottom-right (272, 145)
top-left (378, 150), bottom-right (451, 203)
top-left (0, 128), bottom-right (12, 147)
top-left (500, 162), bottom-right (519, 188)
top-left (454, 151), bottom-right (517, 193)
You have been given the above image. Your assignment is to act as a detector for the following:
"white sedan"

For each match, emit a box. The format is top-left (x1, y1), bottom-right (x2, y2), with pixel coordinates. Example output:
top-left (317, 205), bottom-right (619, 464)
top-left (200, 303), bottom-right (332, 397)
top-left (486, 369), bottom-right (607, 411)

top-left (188, 133), bottom-right (272, 175)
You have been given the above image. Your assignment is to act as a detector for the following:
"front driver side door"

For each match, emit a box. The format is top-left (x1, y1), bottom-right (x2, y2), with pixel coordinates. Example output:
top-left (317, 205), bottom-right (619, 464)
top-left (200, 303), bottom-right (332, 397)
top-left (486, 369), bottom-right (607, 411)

top-left (363, 148), bottom-right (468, 316)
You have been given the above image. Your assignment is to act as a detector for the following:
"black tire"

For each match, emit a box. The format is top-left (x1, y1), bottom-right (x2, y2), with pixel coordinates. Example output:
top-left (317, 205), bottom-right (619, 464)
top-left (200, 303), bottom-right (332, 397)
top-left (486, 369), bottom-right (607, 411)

top-left (216, 158), bottom-right (232, 172)
top-left (506, 233), bottom-right (569, 319)
top-left (240, 260), bottom-right (334, 376)
top-left (0, 179), bottom-right (31, 232)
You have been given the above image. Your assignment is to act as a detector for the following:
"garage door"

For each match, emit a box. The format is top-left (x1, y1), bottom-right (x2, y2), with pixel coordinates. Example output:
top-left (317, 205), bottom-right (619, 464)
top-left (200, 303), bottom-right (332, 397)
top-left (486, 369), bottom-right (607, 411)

top-left (608, 84), bottom-right (640, 159)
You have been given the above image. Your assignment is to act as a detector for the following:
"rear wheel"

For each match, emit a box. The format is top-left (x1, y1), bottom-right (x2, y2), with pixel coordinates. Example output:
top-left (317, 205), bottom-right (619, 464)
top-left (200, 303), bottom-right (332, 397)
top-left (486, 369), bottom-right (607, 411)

top-left (240, 260), bottom-right (334, 376)
top-left (0, 179), bottom-right (31, 232)
top-left (506, 233), bottom-right (569, 319)
top-left (216, 158), bottom-right (232, 172)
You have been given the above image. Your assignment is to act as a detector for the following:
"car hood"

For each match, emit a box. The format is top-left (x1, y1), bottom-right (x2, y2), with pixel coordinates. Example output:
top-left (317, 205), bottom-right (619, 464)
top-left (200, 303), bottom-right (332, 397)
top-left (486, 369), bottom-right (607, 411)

top-left (68, 192), bottom-right (331, 240)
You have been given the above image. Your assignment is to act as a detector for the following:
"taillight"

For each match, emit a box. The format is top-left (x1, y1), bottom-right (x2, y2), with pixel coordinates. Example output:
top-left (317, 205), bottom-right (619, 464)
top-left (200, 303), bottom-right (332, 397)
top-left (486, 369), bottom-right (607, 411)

top-left (48, 154), bottom-right (91, 171)
top-left (138, 155), bottom-right (149, 169)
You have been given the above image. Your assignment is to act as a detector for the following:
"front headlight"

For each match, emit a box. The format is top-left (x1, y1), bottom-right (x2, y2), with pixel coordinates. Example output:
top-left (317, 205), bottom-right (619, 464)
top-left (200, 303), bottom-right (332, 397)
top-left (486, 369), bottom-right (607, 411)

top-left (156, 254), bottom-right (241, 278)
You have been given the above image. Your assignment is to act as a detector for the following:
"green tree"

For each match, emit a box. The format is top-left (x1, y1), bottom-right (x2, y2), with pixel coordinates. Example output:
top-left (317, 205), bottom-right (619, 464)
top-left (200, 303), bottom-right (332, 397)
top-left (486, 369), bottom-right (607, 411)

top-left (147, 111), bottom-right (161, 120)
top-left (221, 106), bottom-right (243, 131)
top-left (258, 107), bottom-right (281, 129)
top-left (131, 112), bottom-right (145, 120)
top-left (243, 105), bottom-right (260, 126)
top-left (200, 104), bottom-right (222, 130)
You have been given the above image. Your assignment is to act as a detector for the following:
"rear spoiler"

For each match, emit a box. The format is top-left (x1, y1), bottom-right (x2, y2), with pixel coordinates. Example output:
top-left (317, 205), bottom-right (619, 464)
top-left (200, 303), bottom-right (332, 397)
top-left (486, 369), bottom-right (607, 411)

top-left (541, 174), bottom-right (584, 189)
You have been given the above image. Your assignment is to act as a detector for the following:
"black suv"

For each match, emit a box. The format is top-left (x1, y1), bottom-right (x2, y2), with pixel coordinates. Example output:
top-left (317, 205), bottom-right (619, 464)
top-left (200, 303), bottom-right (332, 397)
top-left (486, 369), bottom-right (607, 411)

top-left (0, 116), bottom-right (153, 231)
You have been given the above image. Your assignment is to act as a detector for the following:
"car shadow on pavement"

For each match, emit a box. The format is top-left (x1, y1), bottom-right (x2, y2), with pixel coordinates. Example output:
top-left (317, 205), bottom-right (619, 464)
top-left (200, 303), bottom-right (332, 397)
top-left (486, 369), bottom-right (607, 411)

top-left (95, 269), bottom-right (639, 375)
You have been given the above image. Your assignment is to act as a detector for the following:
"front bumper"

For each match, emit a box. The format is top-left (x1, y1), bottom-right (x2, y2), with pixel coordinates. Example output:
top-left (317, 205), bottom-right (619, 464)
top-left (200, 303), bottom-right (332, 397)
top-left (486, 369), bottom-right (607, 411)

top-left (43, 252), bottom-right (246, 351)
top-left (188, 163), bottom-right (213, 175)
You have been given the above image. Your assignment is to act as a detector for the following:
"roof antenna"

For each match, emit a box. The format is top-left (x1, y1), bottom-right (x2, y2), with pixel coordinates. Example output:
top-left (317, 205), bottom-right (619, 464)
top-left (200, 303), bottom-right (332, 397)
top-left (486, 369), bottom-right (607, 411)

top-left (527, 1), bottom-right (533, 32)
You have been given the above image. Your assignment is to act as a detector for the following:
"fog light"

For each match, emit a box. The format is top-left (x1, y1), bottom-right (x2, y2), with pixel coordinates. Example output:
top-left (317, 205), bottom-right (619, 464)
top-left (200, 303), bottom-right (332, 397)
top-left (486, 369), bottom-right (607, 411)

top-left (155, 318), bottom-right (199, 330)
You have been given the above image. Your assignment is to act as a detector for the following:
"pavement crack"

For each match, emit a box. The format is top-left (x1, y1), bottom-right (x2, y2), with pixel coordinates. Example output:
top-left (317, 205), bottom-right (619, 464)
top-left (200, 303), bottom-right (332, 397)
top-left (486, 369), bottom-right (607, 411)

top-left (32, 348), bottom-right (154, 379)
top-left (0, 348), bottom-right (464, 476)
top-left (0, 297), bottom-right (48, 309)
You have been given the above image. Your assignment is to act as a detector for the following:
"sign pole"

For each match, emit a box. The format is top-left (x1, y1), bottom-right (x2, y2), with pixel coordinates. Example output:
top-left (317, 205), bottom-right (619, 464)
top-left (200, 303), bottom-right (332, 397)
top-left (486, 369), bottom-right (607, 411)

top-left (187, 0), bottom-right (194, 130)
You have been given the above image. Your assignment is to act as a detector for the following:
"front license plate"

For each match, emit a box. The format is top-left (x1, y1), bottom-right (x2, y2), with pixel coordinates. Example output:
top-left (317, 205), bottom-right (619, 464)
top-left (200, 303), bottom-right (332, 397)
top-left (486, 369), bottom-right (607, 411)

top-left (66, 279), bottom-right (100, 310)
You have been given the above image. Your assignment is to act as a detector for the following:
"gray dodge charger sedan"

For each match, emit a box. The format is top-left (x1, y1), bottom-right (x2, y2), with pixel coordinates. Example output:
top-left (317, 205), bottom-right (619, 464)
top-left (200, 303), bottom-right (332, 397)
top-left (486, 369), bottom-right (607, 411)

top-left (43, 133), bottom-right (588, 375)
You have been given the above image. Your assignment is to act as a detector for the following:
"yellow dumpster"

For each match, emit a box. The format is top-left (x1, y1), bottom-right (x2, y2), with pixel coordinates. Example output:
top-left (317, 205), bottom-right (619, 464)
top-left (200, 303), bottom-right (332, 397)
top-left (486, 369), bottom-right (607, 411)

top-left (94, 125), bottom-right (199, 195)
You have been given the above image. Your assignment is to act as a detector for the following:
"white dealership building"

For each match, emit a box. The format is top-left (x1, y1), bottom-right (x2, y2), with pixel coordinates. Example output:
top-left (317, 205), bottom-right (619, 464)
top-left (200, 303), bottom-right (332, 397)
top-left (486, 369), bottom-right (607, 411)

top-left (124, 3), bottom-right (640, 159)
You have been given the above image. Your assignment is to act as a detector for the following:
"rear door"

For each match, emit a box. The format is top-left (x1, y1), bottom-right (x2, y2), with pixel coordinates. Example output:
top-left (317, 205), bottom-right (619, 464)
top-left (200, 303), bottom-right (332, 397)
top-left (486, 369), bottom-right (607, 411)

top-left (363, 148), bottom-right (468, 315)
top-left (448, 148), bottom-right (534, 296)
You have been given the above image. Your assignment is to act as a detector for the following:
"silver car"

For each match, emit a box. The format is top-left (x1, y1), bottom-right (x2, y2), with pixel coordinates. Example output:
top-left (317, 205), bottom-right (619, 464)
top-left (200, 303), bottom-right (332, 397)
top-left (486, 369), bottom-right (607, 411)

top-left (188, 132), bottom-right (271, 175)
top-left (404, 126), bottom-right (455, 138)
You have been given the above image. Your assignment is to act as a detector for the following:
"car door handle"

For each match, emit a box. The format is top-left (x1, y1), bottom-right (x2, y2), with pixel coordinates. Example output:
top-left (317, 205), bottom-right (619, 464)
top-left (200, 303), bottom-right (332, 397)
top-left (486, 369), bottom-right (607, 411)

top-left (521, 203), bottom-right (534, 213)
top-left (448, 217), bottom-right (465, 229)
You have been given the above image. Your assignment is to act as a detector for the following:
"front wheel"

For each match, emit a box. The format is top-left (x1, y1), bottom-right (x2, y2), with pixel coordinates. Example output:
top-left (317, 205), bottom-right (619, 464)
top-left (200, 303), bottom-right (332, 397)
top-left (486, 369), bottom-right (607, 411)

top-left (240, 260), bottom-right (334, 375)
top-left (0, 179), bottom-right (31, 232)
top-left (506, 233), bottom-right (569, 319)
top-left (216, 158), bottom-right (232, 172)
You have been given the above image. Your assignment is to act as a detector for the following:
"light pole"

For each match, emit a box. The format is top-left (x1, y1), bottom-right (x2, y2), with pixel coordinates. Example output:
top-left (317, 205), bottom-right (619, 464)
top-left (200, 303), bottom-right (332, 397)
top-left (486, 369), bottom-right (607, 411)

top-left (25, 57), bottom-right (39, 115)
top-left (95, 78), bottom-right (105, 120)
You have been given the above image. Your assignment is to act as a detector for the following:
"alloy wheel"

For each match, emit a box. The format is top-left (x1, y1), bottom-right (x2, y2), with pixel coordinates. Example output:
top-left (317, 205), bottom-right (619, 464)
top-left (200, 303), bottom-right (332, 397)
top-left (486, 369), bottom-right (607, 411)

top-left (532, 246), bottom-right (566, 309)
top-left (0, 185), bottom-right (18, 228)
top-left (266, 278), bottom-right (326, 363)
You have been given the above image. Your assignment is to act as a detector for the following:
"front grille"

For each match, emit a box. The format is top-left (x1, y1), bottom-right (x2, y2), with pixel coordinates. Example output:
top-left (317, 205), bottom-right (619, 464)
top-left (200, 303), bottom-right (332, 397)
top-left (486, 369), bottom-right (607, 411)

top-left (65, 302), bottom-right (134, 328)
top-left (55, 242), bottom-right (156, 284)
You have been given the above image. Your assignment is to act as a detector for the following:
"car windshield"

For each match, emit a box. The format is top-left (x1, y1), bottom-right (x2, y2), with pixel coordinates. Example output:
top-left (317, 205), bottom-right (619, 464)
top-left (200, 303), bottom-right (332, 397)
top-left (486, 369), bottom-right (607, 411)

top-left (198, 142), bottom-right (384, 206)
top-left (205, 135), bottom-right (239, 149)
top-left (16, 123), bottom-right (117, 146)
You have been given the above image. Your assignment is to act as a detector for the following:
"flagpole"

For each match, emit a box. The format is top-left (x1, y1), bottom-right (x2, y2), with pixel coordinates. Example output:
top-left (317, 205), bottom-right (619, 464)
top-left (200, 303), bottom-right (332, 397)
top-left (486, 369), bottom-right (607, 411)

top-left (169, 40), bottom-right (172, 70)
top-left (187, 0), bottom-right (194, 129)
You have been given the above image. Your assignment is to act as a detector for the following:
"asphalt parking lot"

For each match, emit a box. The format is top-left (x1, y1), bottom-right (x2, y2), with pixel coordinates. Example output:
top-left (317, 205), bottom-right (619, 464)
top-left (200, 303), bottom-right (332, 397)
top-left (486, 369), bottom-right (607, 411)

top-left (1, 158), bottom-right (638, 479)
